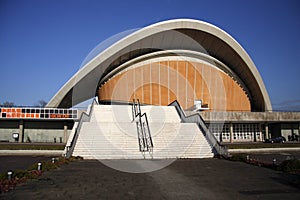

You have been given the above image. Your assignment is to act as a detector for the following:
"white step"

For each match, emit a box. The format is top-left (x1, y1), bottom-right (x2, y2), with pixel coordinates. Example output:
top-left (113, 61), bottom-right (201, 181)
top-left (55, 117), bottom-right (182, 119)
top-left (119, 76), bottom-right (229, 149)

top-left (72, 105), bottom-right (214, 159)
top-left (140, 106), bottom-right (181, 123)
top-left (90, 105), bottom-right (181, 123)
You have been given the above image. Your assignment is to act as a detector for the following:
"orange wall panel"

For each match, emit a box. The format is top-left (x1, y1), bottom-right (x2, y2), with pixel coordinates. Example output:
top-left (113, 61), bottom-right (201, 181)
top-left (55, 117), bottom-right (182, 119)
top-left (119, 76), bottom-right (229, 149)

top-left (98, 60), bottom-right (251, 111)
top-left (169, 61), bottom-right (177, 102)
top-left (160, 62), bottom-right (169, 104)
top-left (143, 64), bottom-right (151, 103)
top-left (143, 84), bottom-right (151, 104)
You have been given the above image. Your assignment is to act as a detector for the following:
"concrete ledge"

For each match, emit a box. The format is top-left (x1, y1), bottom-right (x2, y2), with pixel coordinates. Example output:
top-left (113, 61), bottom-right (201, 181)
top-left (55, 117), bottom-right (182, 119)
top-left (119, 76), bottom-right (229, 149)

top-left (0, 150), bottom-right (64, 156)
top-left (228, 148), bottom-right (300, 153)
top-left (199, 111), bottom-right (300, 122)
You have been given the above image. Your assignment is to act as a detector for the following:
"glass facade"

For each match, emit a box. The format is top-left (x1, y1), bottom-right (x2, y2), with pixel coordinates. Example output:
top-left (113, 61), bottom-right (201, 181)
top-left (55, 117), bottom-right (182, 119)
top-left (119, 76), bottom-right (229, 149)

top-left (210, 123), bottom-right (262, 142)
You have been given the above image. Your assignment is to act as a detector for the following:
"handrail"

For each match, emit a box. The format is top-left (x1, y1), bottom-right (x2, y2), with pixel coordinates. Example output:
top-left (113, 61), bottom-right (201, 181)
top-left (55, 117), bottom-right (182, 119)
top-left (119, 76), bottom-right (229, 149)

top-left (132, 99), bottom-right (141, 121)
top-left (142, 112), bottom-right (153, 150)
top-left (168, 100), bottom-right (228, 157)
top-left (137, 112), bottom-right (153, 152)
top-left (136, 113), bottom-right (146, 151)
top-left (132, 99), bottom-right (137, 121)
top-left (132, 99), bottom-right (153, 155)
top-left (64, 98), bottom-right (99, 158)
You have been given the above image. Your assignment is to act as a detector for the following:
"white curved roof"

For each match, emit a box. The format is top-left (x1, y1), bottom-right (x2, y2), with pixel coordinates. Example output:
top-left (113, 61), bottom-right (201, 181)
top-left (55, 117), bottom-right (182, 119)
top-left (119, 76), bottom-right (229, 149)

top-left (47, 18), bottom-right (272, 111)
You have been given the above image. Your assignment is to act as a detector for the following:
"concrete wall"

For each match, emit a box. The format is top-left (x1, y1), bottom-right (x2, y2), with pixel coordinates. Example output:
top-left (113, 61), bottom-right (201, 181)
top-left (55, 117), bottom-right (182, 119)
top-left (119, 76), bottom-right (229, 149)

top-left (24, 129), bottom-right (70, 143)
top-left (0, 128), bottom-right (20, 142)
top-left (0, 119), bottom-right (74, 143)
top-left (0, 120), bottom-right (19, 142)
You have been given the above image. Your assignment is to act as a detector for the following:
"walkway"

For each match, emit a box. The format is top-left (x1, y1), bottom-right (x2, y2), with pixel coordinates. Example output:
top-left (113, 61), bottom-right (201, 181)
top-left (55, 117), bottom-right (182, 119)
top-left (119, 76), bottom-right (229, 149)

top-left (1, 158), bottom-right (299, 199)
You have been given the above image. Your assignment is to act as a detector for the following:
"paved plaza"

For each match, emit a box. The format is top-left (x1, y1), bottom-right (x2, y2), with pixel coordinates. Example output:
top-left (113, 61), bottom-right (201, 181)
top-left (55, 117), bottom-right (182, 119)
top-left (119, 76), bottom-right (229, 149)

top-left (1, 158), bottom-right (300, 200)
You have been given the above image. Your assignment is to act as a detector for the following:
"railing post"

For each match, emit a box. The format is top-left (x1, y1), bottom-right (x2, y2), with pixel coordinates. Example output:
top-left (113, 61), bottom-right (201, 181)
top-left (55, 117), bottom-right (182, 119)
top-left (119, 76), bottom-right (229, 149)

top-left (137, 99), bottom-right (142, 115)
top-left (142, 121), bottom-right (148, 151)
top-left (139, 115), bottom-right (146, 151)
top-left (132, 99), bottom-right (135, 122)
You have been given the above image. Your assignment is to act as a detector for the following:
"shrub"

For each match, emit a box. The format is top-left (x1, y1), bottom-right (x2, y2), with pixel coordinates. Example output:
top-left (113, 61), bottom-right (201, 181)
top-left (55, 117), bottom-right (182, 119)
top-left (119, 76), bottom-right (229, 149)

top-left (278, 159), bottom-right (300, 173)
top-left (0, 173), bottom-right (7, 181)
top-left (229, 154), bottom-right (247, 162)
top-left (0, 156), bottom-right (84, 194)
top-left (69, 156), bottom-right (83, 161)
top-left (27, 161), bottom-right (57, 172)
top-left (13, 170), bottom-right (29, 179)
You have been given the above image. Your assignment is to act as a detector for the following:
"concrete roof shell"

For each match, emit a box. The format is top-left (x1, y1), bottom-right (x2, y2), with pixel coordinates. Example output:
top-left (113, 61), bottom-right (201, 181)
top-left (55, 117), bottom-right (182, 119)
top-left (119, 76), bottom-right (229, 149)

top-left (47, 19), bottom-right (272, 112)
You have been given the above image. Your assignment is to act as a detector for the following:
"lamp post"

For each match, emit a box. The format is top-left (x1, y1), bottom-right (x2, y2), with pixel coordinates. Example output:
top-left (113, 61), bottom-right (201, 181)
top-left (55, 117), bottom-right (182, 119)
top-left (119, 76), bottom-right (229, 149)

top-left (38, 162), bottom-right (42, 171)
top-left (7, 171), bottom-right (12, 181)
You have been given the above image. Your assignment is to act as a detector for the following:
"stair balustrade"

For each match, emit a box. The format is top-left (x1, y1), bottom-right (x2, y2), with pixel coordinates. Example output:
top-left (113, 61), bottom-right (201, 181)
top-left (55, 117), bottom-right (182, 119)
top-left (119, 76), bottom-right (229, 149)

top-left (132, 99), bottom-right (153, 157)
top-left (168, 100), bottom-right (228, 158)
top-left (64, 98), bottom-right (98, 158)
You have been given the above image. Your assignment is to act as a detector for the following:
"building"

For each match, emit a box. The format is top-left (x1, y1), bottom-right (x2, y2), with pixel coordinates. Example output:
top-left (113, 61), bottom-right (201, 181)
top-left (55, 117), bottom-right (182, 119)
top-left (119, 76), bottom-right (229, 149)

top-left (0, 107), bottom-right (76, 143)
top-left (47, 19), bottom-right (300, 143)
top-left (1, 19), bottom-right (299, 144)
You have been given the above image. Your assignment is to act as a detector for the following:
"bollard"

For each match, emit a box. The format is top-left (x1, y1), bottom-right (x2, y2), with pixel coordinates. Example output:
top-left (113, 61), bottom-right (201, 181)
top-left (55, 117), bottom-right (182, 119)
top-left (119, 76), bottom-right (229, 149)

top-left (38, 162), bottom-right (42, 171)
top-left (7, 171), bottom-right (12, 181)
top-left (272, 158), bottom-right (277, 165)
top-left (52, 158), bottom-right (55, 163)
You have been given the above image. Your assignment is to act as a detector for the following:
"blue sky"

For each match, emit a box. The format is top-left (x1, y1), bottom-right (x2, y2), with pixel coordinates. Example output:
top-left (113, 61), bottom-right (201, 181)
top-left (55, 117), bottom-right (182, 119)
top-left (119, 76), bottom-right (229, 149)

top-left (0, 0), bottom-right (299, 110)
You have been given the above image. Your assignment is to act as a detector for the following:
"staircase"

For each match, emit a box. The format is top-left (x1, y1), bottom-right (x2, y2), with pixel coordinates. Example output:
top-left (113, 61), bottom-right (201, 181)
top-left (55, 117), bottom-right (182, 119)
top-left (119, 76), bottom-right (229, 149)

top-left (71, 104), bottom-right (214, 159)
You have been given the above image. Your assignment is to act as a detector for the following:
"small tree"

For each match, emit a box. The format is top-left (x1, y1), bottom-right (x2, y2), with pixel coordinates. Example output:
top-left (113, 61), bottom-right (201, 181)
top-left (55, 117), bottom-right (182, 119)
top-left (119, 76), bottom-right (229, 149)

top-left (1, 101), bottom-right (16, 107)
top-left (35, 100), bottom-right (47, 108)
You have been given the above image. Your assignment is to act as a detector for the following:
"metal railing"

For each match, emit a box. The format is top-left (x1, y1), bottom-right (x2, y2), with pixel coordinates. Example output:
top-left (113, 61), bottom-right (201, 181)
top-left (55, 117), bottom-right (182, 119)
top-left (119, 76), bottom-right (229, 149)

top-left (64, 98), bottom-right (98, 158)
top-left (169, 100), bottom-right (228, 157)
top-left (132, 99), bottom-right (153, 157)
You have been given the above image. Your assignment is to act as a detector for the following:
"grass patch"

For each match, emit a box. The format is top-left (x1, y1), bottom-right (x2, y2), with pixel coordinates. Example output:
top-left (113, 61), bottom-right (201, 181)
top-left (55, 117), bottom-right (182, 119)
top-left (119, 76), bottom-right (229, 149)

top-left (0, 156), bottom-right (83, 193)
top-left (228, 154), bottom-right (300, 175)
top-left (227, 153), bottom-right (300, 188)
top-left (226, 143), bottom-right (300, 149)
top-left (0, 144), bottom-right (65, 150)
